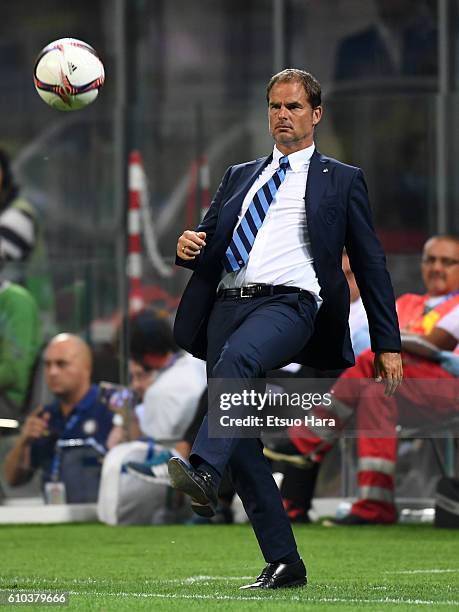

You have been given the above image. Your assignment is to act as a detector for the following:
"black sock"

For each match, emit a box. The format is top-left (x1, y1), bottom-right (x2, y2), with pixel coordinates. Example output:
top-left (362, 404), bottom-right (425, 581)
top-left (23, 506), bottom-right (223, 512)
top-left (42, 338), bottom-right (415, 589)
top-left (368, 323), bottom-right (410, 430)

top-left (275, 550), bottom-right (300, 565)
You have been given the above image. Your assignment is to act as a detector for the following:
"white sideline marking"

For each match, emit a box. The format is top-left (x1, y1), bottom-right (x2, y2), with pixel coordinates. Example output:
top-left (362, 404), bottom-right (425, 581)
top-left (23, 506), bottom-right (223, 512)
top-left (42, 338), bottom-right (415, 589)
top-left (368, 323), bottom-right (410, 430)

top-left (3, 573), bottom-right (459, 606)
top-left (0, 575), bottom-right (252, 586)
top-left (2, 585), bottom-right (459, 606)
top-left (63, 591), bottom-right (459, 606)
top-left (387, 569), bottom-right (459, 575)
top-left (180, 575), bottom-right (253, 584)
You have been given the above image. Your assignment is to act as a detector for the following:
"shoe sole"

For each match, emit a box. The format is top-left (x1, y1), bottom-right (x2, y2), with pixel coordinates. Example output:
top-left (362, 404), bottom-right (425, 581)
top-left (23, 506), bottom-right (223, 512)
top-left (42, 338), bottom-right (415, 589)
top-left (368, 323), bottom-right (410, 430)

top-left (263, 447), bottom-right (312, 469)
top-left (125, 466), bottom-right (170, 486)
top-left (240, 577), bottom-right (307, 590)
top-left (190, 501), bottom-right (215, 518)
top-left (168, 459), bottom-right (216, 518)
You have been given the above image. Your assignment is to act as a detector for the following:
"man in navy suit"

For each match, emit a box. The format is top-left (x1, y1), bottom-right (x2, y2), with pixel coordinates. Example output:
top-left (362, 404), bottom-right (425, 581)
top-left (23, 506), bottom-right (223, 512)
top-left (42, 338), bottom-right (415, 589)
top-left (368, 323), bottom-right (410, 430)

top-left (168, 68), bottom-right (402, 590)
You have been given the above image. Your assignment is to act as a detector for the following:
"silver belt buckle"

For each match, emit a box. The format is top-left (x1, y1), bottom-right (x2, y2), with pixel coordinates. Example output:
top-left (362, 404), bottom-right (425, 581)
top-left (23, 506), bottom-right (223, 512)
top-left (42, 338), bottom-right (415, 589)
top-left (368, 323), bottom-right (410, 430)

top-left (240, 284), bottom-right (257, 298)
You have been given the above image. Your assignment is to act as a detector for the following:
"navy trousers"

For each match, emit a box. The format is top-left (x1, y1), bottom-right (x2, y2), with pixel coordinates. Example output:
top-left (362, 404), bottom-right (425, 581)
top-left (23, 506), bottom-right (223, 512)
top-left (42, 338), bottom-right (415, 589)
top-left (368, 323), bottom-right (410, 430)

top-left (190, 291), bottom-right (317, 562)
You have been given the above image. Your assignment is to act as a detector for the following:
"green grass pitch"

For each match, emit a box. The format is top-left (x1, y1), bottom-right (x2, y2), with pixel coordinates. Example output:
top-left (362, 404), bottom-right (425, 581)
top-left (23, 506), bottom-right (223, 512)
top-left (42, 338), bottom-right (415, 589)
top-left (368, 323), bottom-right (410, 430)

top-left (0, 523), bottom-right (458, 610)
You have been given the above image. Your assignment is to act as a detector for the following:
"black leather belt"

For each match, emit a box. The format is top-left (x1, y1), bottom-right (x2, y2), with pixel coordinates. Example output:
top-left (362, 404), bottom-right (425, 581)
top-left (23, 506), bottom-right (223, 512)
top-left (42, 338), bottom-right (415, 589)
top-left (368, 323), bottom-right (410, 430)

top-left (217, 284), bottom-right (310, 300)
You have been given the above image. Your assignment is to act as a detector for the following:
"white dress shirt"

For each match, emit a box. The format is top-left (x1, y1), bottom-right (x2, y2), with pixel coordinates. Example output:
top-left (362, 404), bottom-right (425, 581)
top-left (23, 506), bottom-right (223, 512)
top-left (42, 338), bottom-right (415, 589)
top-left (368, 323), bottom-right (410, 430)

top-left (220, 144), bottom-right (322, 306)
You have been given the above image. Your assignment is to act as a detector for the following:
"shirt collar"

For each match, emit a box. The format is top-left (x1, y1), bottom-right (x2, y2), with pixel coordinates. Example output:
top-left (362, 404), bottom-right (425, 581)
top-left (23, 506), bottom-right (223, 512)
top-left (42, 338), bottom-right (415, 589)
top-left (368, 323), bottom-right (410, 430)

top-left (76, 384), bottom-right (98, 412)
top-left (53, 384), bottom-right (98, 420)
top-left (273, 143), bottom-right (315, 172)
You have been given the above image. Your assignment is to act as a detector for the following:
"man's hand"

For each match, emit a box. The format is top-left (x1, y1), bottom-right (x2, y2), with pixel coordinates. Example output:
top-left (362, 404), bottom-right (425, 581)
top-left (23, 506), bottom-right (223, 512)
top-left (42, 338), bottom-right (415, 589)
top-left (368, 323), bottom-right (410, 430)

top-left (177, 230), bottom-right (206, 260)
top-left (374, 352), bottom-right (403, 396)
top-left (20, 407), bottom-right (50, 443)
top-left (4, 407), bottom-right (48, 486)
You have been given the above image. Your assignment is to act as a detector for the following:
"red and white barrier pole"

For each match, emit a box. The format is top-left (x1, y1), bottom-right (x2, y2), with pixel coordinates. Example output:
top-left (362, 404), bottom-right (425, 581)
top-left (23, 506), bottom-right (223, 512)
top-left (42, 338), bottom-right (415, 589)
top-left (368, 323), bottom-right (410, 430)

top-left (127, 150), bottom-right (144, 313)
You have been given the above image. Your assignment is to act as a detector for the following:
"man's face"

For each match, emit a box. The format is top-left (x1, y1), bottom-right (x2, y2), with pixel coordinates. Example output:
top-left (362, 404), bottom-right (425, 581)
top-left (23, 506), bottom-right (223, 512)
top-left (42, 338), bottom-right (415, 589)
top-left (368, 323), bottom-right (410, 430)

top-left (421, 238), bottom-right (459, 296)
top-left (129, 360), bottom-right (155, 400)
top-left (268, 80), bottom-right (322, 154)
top-left (44, 341), bottom-right (89, 398)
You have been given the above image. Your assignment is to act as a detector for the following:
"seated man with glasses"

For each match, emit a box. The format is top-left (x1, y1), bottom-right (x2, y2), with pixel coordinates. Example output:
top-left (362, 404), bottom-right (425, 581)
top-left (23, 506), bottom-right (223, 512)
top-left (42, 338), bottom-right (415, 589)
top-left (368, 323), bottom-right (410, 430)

top-left (266, 234), bottom-right (459, 525)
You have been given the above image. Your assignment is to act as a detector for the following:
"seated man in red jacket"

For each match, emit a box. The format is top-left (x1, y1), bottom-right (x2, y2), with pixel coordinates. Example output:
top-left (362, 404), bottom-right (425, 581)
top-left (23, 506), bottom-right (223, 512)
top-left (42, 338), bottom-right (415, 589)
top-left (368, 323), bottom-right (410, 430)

top-left (265, 234), bottom-right (459, 524)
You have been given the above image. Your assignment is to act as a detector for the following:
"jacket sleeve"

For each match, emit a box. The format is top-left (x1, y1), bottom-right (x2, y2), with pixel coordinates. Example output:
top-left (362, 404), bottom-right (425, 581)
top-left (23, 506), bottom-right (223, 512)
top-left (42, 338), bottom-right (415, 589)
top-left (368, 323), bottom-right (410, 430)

top-left (344, 169), bottom-right (401, 353)
top-left (175, 166), bottom-right (233, 271)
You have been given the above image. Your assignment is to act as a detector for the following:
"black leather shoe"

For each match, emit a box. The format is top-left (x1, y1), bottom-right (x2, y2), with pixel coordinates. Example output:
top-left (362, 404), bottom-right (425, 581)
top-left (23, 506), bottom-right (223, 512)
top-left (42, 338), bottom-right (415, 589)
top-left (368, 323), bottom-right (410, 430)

top-left (168, 457), bottom-right (218, 518)
top-left (240, 559), bottom-right (307, 590)
top-left (263, 441), bottom-right (313, 469)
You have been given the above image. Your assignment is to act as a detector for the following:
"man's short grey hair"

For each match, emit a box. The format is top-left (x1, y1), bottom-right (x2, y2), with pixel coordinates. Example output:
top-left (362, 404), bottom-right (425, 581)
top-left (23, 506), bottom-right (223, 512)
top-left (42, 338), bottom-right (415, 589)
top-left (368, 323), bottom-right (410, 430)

top-left (266, 68), bottom-right (322, 108)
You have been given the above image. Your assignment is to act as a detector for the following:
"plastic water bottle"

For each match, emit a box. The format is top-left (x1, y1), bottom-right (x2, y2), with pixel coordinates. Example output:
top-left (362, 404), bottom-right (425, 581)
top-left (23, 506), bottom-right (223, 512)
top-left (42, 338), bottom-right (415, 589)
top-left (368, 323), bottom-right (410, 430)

top-left (335, 501), bottom-right (352, 520)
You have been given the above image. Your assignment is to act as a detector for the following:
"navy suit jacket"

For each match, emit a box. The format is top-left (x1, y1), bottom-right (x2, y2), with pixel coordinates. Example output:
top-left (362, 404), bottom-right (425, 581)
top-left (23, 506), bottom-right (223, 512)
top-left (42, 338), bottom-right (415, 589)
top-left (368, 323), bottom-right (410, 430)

top-left (174, 150), bottom-right (401, 370)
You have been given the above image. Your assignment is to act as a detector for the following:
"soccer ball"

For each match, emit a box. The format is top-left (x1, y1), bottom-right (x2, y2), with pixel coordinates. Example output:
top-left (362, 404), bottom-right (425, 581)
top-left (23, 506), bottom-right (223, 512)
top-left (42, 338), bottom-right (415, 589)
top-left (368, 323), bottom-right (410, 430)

top-left (33, 38), bottom-right (105, 111)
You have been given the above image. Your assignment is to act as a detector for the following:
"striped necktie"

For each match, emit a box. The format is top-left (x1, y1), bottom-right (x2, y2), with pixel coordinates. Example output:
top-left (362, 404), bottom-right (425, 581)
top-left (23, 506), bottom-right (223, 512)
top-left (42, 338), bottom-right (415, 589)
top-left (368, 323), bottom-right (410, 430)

top-left (223, 155), bottom-right (290, 272)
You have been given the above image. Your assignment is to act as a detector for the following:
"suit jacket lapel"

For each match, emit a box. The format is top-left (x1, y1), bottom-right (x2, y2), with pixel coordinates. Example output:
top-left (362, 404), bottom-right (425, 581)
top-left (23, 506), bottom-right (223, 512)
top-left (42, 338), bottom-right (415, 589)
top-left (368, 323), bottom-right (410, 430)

top-left (305, 149), bottom-right (330, 220)
top-left (220, 155), bottom-right (271, 228)
top-left (205, 156), bottom-right (271, 260)
top-left (217, 150), bottom-right (330, 251)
